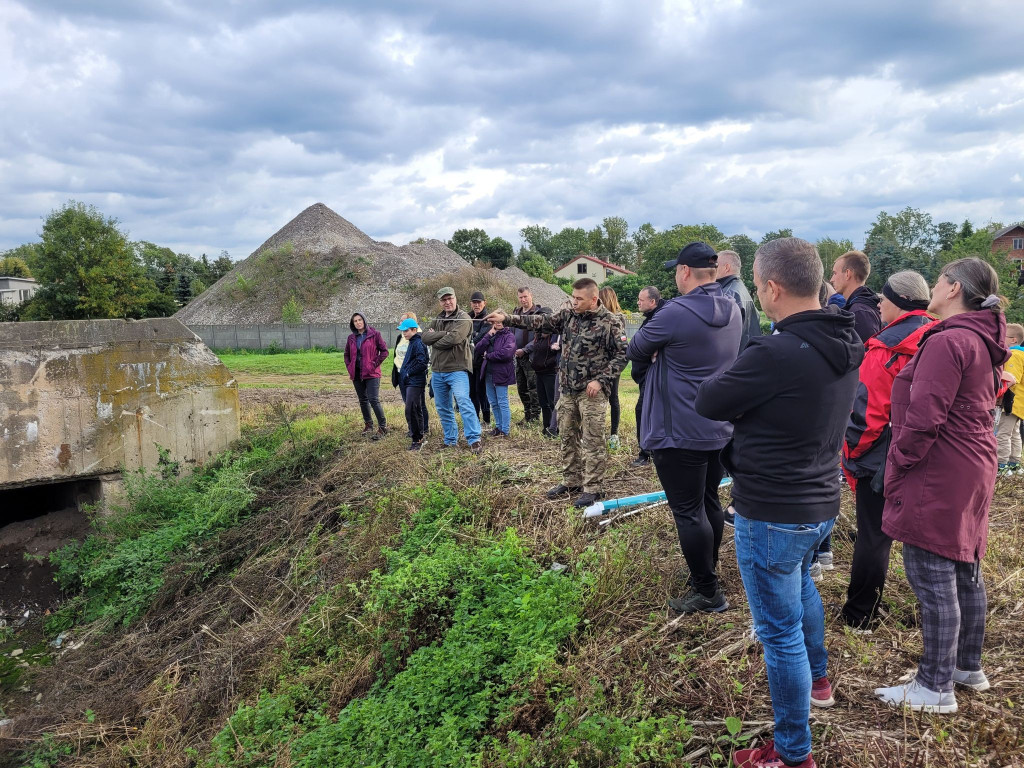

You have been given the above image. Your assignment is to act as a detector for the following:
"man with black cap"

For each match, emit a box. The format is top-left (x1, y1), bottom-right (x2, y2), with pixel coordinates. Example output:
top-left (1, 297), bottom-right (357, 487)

top-left (627, 242), bottom-right (741, 614)
top-left (422, 287), bottom-right (483, 453)
top-left (468, 291), bottom-right (492, 427)
top-left (512, 286), bottom-right (547, 425)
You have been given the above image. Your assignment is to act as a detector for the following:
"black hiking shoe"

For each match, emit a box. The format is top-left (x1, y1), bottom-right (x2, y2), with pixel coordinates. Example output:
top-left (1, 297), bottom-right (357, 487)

top-left (573, 491), bottom-right (604, 509)
top-left (546, 484), bottom-right (582, 499)
top-left (371, 426), bottom-right (388, 441)
top-left (631, 454), bottom-right (651, 467)
top-left (669, 588), bottom-right (729, 615)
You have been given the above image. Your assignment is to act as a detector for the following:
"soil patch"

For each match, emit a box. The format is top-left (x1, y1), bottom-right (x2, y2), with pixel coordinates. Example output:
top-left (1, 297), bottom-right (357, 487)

top-left (0, 508), bottom-right (90, 621)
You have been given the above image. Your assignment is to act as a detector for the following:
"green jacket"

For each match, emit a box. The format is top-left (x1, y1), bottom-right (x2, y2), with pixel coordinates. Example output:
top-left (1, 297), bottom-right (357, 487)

top-left (421, 308), bottom-right (474, 373)
top-left (507, 305), bottom-right (627, 395)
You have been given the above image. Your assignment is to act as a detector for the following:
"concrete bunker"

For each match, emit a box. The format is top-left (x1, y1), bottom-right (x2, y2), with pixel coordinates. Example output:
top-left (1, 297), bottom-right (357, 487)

top-left (0, 318), bottom-right (240, 615)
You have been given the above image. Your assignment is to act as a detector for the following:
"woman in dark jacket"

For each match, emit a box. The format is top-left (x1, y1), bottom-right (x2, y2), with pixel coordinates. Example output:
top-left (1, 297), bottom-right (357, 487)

top-left (530, 329), bottom-right (560, 437)
top-left (396, 318), bottom-right (429, 450)
top-left (344, 312), bottom-right (389, 438)
top-left (840, 271), bottom-right (934, 630)
top-left (875, 258), bottom-right (1011, 714)
top-left (475, 318), bottom-right (517, 437)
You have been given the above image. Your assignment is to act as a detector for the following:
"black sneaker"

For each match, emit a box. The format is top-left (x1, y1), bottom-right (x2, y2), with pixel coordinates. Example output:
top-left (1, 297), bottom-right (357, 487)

top-left (469, 441), bottom-right (483, 455)
top-left (542, 427), bottom-right (559, 439)
top-left (573, 491), bottom-right (604, 508)
top-left (723, 505), bottom-right (736, 529)
top-left (408, 441), bottom-right (424, 452)
top-left (630, 455), bottom-right (650, 467)
top-left (668, 588), bottom-right (729, 615)
top-left (371, 426), bottom-right (388, 441)
top-left (546, 484), bottom-right (582, 499)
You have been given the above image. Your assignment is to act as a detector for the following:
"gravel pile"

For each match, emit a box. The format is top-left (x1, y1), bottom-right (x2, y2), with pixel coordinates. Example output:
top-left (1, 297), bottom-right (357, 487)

top-left (176, 203), bottom-right (569, 326)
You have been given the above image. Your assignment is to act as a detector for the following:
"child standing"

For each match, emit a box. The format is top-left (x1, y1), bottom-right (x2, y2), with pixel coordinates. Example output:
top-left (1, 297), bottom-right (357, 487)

top-left (397, 318), bottom-right (429, 451)
top-left (475, 318), bottom-right (517, 437)
top-left (998, 323), bottom-right (1024, 474)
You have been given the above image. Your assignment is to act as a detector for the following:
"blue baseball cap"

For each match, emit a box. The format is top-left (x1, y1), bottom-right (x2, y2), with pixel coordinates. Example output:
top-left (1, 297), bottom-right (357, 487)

top-left (397, 318), bottom-right (419, 331)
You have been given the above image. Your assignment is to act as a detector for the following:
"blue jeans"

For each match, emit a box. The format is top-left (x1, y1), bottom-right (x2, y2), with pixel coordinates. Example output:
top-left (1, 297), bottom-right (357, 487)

top-left (734, 513), bottom-right (835, 764)
top-left (485, 375), bottom-right (511, 434)
top-left (431, 370), bottom-right (481, 446)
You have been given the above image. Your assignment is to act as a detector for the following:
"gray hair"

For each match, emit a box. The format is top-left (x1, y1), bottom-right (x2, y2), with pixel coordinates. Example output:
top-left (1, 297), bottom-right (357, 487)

top-left (940, 258), bottom-right (1004, 313)
top-left (640, 285), bottom-right (661, 301)
top-left (717, 250), bottom-right (742, 274)
top-left (753, 237), bottom-right (823, 299)
top-left (885, 270), bottom-right (930, 303)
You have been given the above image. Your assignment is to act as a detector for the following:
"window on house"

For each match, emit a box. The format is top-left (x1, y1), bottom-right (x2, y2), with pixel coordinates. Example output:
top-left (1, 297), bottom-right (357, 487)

top-left (1013, 237), bottom-right (1024, 250)
top-left (606, 269), bottom-right (614, 278)
top-left (577, 263), bottom-right (587, 274)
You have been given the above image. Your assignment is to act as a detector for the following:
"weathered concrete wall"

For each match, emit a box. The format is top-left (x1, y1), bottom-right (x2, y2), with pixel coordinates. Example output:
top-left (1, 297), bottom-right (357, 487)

top-left (0, 318), bottom-right (240, 492)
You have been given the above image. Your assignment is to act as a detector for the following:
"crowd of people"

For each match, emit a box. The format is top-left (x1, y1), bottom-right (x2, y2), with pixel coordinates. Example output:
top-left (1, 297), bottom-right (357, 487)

top-left (340, 239), bottom-right (1018, 768)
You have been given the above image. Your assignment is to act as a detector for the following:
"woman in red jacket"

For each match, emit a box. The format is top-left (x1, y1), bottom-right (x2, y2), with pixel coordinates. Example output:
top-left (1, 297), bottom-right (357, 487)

top-left (344, 312), bottom-right (390, 439)
top-left (840, 271), bottom-right (934, 630)
top-left (875, 258), bottom-right (1011, 714)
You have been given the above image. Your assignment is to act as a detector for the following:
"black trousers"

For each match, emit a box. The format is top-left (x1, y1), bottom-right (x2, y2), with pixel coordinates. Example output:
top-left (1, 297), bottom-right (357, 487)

top-left (399, 380), bottom-right (429, 433)
top-left (609, 375), bottom-right (621, 435)
top-left (635, 389), bottom-right (648, 459)
top-left (652, 447), bottom-right (725, 597)
top-left (353, 377), bottom-right (386, 427)
top-left (536, 371), bottom-right (556, 431)
top-left (469, 364), bottom-right (491, 424)
top-left (842, 480), bottom-right (892, 628)
top-left (404, 385), bottom-right (426, 442)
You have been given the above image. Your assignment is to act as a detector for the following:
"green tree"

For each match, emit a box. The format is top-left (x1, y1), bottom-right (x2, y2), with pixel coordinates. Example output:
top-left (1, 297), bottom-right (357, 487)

top-left (480, 237), bottom-right (514, 269)
top-left (601, 273), bottom-right (647, 309)
top-left (760, 228), bottom-right (793, 245)
top-left (213, 251), bottom-right (234, 279)
top-left (591, 216), bottom-right (635, 269)
top-left (517, 248), bottom-right (554, 282)
top-left (638, 223), bottom-right (728, 298)
top-left (936, 221), bottom-right (958, 253)
top-left (0, 255), bottom-right (32, 278)
top-left (447, 228), bottom-right (490, 262)
top-left (958, 219), bottom-right (974, 242)
top-left (864, 207), bottom-right (938, 289)
top-left (1, 243), bottom-right (42, 274)
top-left (25, 201), bottom-right (159, 320)
top-left (519, 225), bottom-right (554, 264)
top-left (815, 237), bottom-right (855, 280)
top-left (549, 227), bottom-right (590, 265)
top-left (632, 222), bottom-right (657, 263)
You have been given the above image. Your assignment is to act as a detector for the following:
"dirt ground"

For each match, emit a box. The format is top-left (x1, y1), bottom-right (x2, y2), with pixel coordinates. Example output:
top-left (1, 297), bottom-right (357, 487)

top-left (0, 508), bottom-right (89, 621)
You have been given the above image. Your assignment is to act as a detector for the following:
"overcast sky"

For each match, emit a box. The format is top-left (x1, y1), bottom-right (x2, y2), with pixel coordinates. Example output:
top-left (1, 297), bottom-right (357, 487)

top-left (2, 0), bottom-right (1022, 260)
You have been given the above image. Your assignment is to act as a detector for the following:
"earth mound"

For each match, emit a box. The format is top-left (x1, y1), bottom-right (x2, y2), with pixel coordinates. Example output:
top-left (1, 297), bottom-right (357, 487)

top-left (175, 203), bottom-right (569, 326)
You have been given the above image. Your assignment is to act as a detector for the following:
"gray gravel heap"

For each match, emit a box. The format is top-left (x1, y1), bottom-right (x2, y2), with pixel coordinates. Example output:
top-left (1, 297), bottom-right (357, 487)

top-left (176, 203), bottom-right (569, 325)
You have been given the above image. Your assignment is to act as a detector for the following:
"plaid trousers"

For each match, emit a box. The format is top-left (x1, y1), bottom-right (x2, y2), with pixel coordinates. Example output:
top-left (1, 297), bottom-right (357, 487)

top-left (903, 544), bottom-right (987, 693)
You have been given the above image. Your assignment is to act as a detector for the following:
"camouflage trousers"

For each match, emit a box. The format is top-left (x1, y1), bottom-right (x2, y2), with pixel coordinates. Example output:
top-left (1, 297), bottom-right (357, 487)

top-left (557, 389), bottom-right (608, 493)
top-left (515, 357), bottom-right (540, 421)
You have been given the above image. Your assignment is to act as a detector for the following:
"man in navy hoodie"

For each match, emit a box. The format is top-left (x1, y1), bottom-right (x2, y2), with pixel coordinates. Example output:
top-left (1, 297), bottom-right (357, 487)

top-left (696, 237), bottom-right (864, 768)
top-left (627, 242), bottom-right (741, 614)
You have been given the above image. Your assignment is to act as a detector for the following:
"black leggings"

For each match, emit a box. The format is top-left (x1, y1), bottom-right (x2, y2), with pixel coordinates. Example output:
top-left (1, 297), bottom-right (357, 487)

top-left (651, 447), bottom-right (725, 597)
top-left (354, 377), bottom-right (386, 427)
top-left (536, 371), bottom-right (556, 431)
top-left (842, 481), bottom-right (892, 628)
top-left (609, 375), bottom-right (621, 435)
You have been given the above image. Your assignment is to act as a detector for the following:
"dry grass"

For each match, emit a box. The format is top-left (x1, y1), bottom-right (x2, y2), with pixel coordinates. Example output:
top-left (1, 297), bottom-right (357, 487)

top-left (4, 381), bottom-right (1023, 767)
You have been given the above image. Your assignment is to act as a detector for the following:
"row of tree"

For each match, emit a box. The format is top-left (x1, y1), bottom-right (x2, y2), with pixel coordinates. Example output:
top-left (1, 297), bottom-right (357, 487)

top-left (0, 201), bottom-right (233, 322)
top-left (446, 208), bottom-right (1024, 322)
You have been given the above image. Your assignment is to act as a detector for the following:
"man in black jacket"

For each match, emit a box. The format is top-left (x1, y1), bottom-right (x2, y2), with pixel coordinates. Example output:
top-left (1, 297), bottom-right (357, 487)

top-left (512, 287), bottom-right (547, 425)
top-left (630, 285), bottom-right (664, 466)
top-left (468, 291), bottom-right (492, 427)
top-left (830, 250), bottom-right (881, 343)
top-left (695, 237), bottom-right (864, 768)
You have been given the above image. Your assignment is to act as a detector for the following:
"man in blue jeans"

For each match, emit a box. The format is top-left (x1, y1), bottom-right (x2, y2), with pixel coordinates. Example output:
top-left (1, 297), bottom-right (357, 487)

top-left (695, 238), bottom-right (863, 768)
top-left (421, 287), bottom-right (482, 453)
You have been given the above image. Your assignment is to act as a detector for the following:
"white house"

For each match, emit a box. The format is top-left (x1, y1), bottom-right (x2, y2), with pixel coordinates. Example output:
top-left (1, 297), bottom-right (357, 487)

top-left (0, 276), bottom-right (39, 305)
top-left (554, 254), bottom-right (635, 285)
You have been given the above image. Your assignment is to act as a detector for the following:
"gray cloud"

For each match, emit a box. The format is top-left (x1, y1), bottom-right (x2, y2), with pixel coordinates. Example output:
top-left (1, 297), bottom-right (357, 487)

top-left (1, 0), bottom-right (1022, 260)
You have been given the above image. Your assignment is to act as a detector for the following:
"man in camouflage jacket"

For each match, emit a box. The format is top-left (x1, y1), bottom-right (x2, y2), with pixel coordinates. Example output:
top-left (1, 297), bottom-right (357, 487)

top-left (487, 278), bottom-right (627, 507)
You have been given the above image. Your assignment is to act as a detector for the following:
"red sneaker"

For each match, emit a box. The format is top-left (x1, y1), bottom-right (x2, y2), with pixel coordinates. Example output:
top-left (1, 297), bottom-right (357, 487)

top-left (733, 740), bottom-right (817, 768)
top-left (811, 676), bottom-right (835, 707)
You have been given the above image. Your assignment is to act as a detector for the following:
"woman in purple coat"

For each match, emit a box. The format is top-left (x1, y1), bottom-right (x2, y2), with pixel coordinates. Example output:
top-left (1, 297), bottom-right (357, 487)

top-left (875, 258), bottom-right (1010, 714)
top-left (475, 318), bottom-right (516, 437)
top-left (344, 312), bottom-right (390, 438)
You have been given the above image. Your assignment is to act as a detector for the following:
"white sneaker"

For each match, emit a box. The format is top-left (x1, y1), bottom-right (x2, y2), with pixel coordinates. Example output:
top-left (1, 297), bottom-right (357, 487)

top-left (809, 561), bottom-right (823, 582)
top-left (874, 677), bottom-right (958, 714)
top-left (817, 551), bottom-right (834, 571)
top-left (952, 668), bottom-right (991, 691)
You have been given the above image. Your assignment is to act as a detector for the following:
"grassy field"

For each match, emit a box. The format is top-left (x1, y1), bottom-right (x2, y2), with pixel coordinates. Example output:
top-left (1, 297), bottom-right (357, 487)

top-left (217, 349), bottom-right (393, 389)
top-left (3, 362), bottom-right (1022, 767)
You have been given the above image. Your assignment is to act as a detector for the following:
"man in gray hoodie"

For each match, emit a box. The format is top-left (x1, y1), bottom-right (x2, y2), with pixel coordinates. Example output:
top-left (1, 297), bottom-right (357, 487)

top-left (627, 242), bottom-right (741, 614)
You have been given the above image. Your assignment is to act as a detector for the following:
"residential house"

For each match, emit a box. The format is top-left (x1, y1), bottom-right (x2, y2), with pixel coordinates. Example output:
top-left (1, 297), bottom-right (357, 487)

top-left (554, 254), bottom-right (635, 285)
top-left (0, 276), bottom-right (38, 306)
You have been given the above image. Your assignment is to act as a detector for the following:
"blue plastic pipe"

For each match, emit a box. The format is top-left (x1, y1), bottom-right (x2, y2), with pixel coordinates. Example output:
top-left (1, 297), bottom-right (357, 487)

top-left (582, 477), bottom-right (733, 519)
